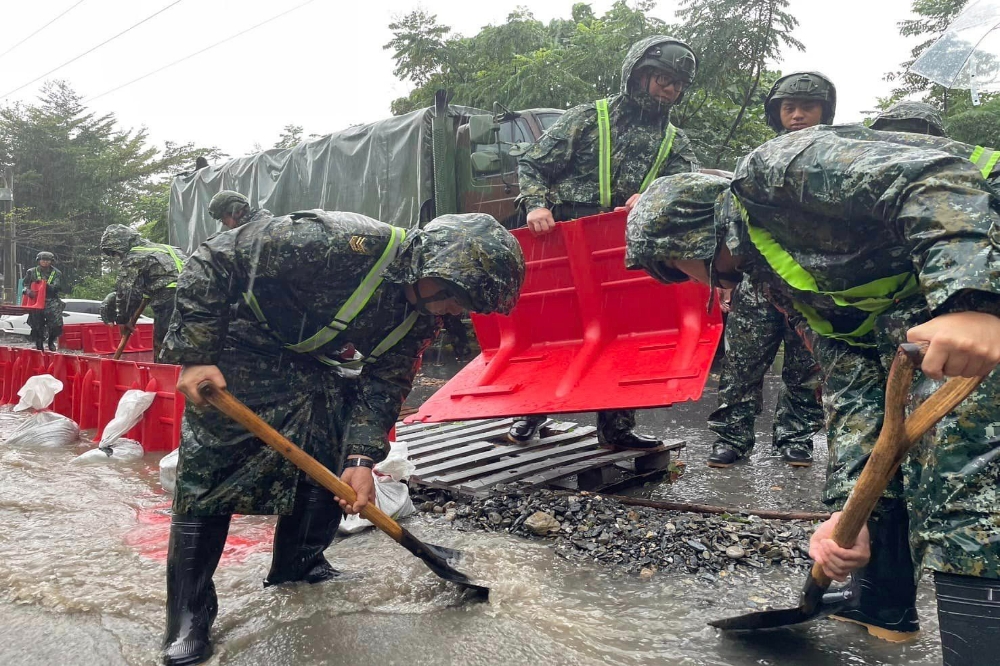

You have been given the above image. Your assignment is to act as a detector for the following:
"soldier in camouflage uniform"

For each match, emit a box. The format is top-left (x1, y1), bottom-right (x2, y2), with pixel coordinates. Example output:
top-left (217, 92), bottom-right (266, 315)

top-left (100, 225), bottom-right (187, 360)
top-left (870, 100), bottom-right (946, 137)
top-left (158, 210), bottom-right (524, 666)
top-left (627, 126), bottom-right (1000, 663)
top-left (706, 72), bottom-right (834, 470)
top-left (508, 34), bottom-right (700, 448)
top-left (22, 251), bottom-right (65, 351)
top-left (206, 190), bottom-right (271, 231)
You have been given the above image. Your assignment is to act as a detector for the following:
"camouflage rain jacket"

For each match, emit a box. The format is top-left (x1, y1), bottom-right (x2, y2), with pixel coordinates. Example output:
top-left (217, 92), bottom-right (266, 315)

top-left (731, 126), bottom-right (1000, 578)
top-left (23, 265), bottom-right (66, 340)
top-left (515, 35), bottom-right (699, 217)
top-left (162, 211), bottom-right (523, 516)
top-left (101, 225), bottom-right (188, 320)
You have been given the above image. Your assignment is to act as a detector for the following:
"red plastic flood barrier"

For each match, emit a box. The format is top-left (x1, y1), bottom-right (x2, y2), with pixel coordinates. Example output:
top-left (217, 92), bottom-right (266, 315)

top-left (139, 363), bottom-right (184, 453)
top-left (75, 322), bottom-right (154, 354)
top-left (0, 346), bottom-right (183, 452)
top-left (409, 211), bottom-right (723, 422)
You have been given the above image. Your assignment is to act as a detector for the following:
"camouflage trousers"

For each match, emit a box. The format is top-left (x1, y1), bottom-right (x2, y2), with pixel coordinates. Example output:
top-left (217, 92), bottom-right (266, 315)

top-left (27, 300), bottom-right (64, 346)
top-left (151, 300), bottom-right (173, 362)
top-left (807, 299), bottom-right (1000, 579)
top-left (708, 279), bottom-right (823, 455)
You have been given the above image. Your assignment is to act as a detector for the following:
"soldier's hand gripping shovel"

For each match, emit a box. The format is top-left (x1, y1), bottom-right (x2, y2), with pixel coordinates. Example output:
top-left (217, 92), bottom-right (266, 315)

top-left (197, 382), bottom-right (490, 600)
top-left (709, 342), bottom-right (985, 633)
top-left (113, 296), bottom-right (150, 360)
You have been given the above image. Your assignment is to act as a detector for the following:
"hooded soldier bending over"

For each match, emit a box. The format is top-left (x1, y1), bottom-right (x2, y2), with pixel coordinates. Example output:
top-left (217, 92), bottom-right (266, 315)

top-left (626, 126), bottom-right (1000, 665)
top-left (507, 34), bottom-right (701, 449)
top-left (158, 210), bottom-right (525, 666)
top-left (100, 225), bottom-right (187, 360)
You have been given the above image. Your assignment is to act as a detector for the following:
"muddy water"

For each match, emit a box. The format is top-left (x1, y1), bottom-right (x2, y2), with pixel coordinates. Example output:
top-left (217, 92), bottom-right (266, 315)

top-left (0, 363), bottom-right (942, 665)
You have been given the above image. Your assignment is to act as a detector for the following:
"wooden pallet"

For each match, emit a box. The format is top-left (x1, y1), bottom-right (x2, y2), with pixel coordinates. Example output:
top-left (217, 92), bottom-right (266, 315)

top-left (395, 417), bottom-right (685, 498)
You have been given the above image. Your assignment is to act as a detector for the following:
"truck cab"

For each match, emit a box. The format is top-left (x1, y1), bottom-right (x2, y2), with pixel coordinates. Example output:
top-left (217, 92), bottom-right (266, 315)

top-left (456, 108), bottom-right (563, 229)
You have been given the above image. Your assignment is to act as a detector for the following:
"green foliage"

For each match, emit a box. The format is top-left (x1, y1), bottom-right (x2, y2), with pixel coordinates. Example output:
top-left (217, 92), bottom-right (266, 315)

top-left (69, 272), bottom-right (116, 300)
top-left (384, 1), bottom-right (801, 169)
top-left (0, 81), bottom-right (222, 287)
top-left (946, 97), bottom-right (1000, 146)
top-left (885, 0), bottom-right (970, 108)
top-left (274, 124), bottom-right (304, 149)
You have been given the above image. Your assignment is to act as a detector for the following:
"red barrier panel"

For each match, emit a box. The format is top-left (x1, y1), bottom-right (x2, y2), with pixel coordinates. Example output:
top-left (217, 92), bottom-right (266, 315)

top-left (77, 323), bottom-right (154, 354)
top-left (0, 347), bottom-right (16, 404)
top-left (72, 356), bottom-right (105, 430)
top-left (97, 359), bottom-right (148, 441)
top-left (59, 324), bottom-right (85, 351)
top-left (139, 363), bottom-right (184, 452)
top-left (47, 354), bottom-right (81, 418)
top-left (408, 211), bottom-right (723, 422)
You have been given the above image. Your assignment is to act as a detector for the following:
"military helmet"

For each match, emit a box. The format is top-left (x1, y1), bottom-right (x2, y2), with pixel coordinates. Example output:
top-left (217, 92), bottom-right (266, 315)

top-left (871, 100), bottom-right (946, 137)
top-left (635, 39), bottom-right (698, 85)
top-left (100, 224), bottom-right (142, 258)
top-left (764, 71), bottom-right (837, 132)
top-left (626, 173), bottom-right (731, 284)
top-left (36, 251), bottom-right (55, 262)
top-left (208, 190), bottom-right (250, 221)
top-left (382, 213), bottom-right (526, 315)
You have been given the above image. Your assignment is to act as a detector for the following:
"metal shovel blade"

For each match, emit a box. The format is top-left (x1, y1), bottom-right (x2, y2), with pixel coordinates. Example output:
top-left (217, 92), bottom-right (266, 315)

top-left (398, 527), bottom-right (490, 600)
top-left (710, 574), bottom-right (857, 632)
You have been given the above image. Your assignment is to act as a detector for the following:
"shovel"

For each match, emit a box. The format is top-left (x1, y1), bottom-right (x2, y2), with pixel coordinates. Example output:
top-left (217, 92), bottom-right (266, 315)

top-left (710, 342), bottom-right (985, 632)
top-left (113, 296), bottom-right (151, 360)
top-left (197, 382), bottom-right (490, 600)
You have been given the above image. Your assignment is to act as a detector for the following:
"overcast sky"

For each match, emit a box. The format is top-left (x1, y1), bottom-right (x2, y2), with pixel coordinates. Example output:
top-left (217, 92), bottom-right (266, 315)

top-left (2, 0), bottom-right (921, 157)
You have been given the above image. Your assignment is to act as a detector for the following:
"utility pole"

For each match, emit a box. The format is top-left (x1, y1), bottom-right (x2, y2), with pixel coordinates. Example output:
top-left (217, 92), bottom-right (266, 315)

top-left (0, 167), bottom-right (14, 303)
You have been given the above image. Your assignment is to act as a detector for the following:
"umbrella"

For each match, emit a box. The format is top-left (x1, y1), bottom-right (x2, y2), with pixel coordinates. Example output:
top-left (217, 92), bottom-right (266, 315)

top-left (910, 0), bottom-right (1000, 104)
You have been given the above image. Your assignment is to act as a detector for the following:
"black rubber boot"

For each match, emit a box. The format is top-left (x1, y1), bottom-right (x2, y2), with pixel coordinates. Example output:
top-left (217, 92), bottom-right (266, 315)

top-left (47, 339), bottom-right (57, 351)
top-left (162, 514), bottom-right (231, 666)
top-left (706, 444), bottom-right (742, 468)
top-left (604, 430), bottom-right (663, 450)
top-left (830, 503), bottom-right (919, 642)
top-left (508, 415), bottom-right (546, 443)
top-left (935, 572), bottom-right (1000, 665)
top-left (781, 447), bottom-right (813, 467)
top-left (264, 483), bottom-right (343, 587)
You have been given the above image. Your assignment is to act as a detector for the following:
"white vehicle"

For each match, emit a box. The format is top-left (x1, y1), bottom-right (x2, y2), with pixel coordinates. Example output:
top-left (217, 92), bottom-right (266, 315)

top-left (0, 299), bottom-right (154, 336)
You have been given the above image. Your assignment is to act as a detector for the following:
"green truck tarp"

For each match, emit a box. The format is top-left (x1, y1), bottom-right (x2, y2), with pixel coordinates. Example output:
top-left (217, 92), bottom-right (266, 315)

top-left (168, 104), bottom-right (486, 254)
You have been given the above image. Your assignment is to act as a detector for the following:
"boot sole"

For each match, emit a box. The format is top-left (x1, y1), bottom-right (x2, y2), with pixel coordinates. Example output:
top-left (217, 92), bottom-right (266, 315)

top-left (829, 614), bottom-right (920, 642)
top-left (706, 460), bottom-right (737, 468)
top-left (786, 460), bottom-right (813, 467)
top-left (506, 434), bottom-right (535, 443)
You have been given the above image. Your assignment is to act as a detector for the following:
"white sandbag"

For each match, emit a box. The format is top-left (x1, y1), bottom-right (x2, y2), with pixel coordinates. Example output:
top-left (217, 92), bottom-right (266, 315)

top-left (71, 438), bottom-right (144, 464)
top-left (5, 411), bottom-right (81, 448)
top-left (98, 390), bottom-right (155, 448)
top-left (338, 441), bottom-right (416, 535)
top-left (377, 440), bottom-right (416, 481)
top-left (160, 449), bottom-right (179, 494)
top-left (14, 374), bottom-right (63, 412)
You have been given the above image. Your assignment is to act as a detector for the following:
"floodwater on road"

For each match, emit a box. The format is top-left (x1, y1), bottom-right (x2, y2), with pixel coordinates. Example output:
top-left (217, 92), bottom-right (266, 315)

top-left (0, 354), bottom-right (942, 665)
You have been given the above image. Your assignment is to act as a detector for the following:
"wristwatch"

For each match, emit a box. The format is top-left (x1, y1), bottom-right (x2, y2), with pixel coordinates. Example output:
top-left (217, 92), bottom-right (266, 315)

top-left (343, 457), bottom-right (374, 470)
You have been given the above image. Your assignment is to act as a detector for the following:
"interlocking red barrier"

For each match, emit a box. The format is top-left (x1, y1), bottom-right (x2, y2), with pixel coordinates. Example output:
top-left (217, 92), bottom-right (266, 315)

top-left (1, 346), bottom-right (183, 452)
top-left (408, 210), bottom-right (723, 422)
top-left (60, 323), bottom-right (154, 353)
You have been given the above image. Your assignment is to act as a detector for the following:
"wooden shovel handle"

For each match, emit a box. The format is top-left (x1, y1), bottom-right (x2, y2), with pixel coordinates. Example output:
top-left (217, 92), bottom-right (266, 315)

top-left (197, 382), bottom-right (405, 541)
top-left (811, 343), bottom-right (985, 587)
top-left (113, 296), bottom-right (151, 360)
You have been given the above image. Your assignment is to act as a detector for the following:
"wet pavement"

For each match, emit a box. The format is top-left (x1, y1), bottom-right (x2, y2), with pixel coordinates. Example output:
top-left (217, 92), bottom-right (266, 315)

top-left (0, 342), bottom-right (943, 665)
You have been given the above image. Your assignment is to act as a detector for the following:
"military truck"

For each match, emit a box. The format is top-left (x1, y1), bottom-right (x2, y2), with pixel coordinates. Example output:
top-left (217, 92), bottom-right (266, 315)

top-left (167, 91), bottom-right (562, 253)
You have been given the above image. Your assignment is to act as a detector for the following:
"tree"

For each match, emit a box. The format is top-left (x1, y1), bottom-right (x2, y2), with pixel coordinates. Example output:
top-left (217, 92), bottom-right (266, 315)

top-left (384, 1), bottom-right (801, 169)
top-left (885, 0), bottom-right (971, 110)
top-left (274, 124), bottom-right (303, 149)
top-left (676, 0), bottom-right (802, 166)
top-left (0, 80), bottom-right (221, 284)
